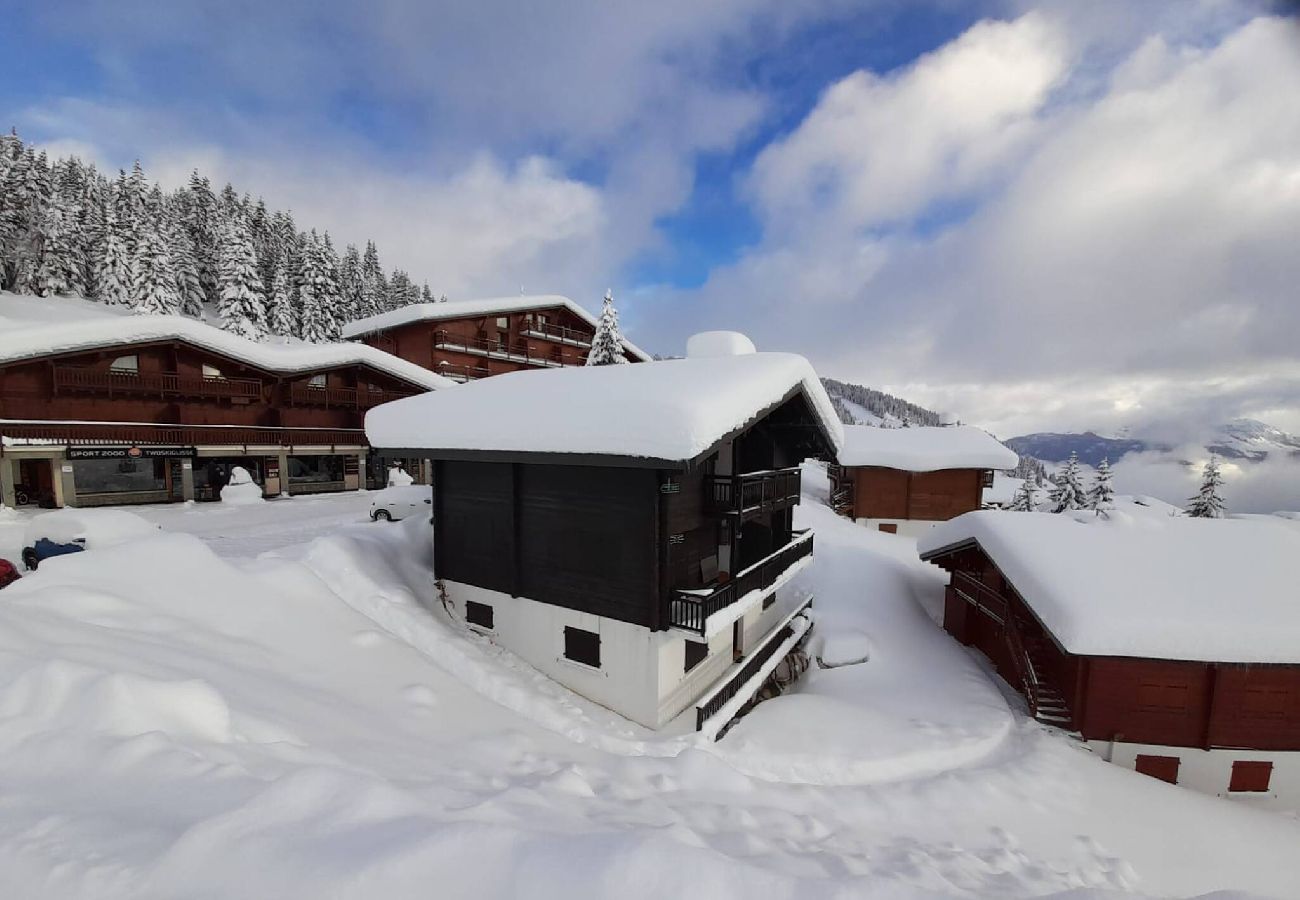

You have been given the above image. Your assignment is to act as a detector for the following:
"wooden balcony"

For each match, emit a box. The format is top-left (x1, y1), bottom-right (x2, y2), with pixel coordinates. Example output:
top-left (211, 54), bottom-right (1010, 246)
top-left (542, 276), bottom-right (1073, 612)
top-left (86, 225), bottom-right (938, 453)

top-left (668, 529), bottom-right (813, 634)
top-left (432, 330), bottom-right (566, 369)
top-left (708, 466), bottom-right (801, 521)
top-left (53, 366), bottom-right (263, 400)
top-left (519, 320), bottom-right (592, 348)
top-left (286, 384), bottom-right (417, 409)
top-left (435, 362), bottom-right (492, 382)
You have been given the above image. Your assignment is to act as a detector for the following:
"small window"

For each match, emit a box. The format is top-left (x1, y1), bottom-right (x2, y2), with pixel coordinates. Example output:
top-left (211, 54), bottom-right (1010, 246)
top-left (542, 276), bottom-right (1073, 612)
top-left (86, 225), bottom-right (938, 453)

top-left (466, 600), bottom-right (494, 631)
top-left (762, 592), bottom-right (776, 611)
top-left (1229, 760), bottom-right (1273, 793)
top-left (684, 640), bottom-right (708, 673)
top-left (563, 626), bottom-right (601, 668)
top-left (308, 374), bottom-right (327, 388)
top-left (536, 314), bottom-right (548, 326)
top-left (110, 354), bottom-right (138, 373)
top-left (202, 364), bottom-right (224, 380)
top-left (496, 316), bottom-right (509, 329)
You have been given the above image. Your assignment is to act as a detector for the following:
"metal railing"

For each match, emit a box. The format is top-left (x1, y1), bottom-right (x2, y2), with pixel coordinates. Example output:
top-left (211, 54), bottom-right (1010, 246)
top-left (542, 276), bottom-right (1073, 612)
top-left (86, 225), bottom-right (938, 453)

top-left (435, 362), bottom-right (492, 382)
top-left (519, 320), bottom-right (592, 348)
top-left (709, 467), bottom-right (801, 518)
top-left (695, 616), bottom-right (799, 731)
top-left (668, 529), bottom-right (813, 633)
top-left (287, 384), bottom-right (416, 409)
top-left (53, 366), bottom-right (263, 400)
top-left (432, 330), bottom-right (565, 368)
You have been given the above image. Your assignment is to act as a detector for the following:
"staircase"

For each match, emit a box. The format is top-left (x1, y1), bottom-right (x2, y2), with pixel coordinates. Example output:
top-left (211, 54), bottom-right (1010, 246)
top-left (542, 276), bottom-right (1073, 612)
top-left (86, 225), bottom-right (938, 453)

top-left (1022, 635), bottom-right (1074, 728)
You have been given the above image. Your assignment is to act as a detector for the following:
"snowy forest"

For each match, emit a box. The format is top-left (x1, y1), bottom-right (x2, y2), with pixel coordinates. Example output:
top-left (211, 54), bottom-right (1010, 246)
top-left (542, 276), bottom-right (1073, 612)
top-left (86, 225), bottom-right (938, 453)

top-left (820, 377), bottom-right (943, 428)
top-left (0, 132), bottom-right (440, 343)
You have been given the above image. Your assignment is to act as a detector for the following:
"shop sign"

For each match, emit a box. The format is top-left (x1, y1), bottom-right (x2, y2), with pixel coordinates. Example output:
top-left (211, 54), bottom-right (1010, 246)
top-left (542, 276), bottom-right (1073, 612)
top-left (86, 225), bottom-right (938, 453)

top-left (67, 446), bottom-right (197, 461)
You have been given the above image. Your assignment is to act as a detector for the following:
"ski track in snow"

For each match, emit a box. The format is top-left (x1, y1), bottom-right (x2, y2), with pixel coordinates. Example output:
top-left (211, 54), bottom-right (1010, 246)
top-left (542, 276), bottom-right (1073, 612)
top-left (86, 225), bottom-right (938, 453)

top-left (0, 480), bottom-right (1296, 898)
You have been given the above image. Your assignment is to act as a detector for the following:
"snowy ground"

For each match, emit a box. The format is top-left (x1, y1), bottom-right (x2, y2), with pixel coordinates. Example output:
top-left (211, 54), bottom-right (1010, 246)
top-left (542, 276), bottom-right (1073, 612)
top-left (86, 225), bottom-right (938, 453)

top-left (0, 476), bottom-right (1297, 898)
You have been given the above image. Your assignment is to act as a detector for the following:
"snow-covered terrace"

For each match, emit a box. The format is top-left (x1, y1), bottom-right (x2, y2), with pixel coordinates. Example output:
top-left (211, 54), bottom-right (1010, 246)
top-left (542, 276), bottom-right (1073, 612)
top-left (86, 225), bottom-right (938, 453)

top-left (340, 294), bottom-right (653, 362)
top-left (366, 352), bottom-right (844, 465)
top-left (919, 510), bottom-right (1300, 664)
top-left (836, 424), bottom-right (1018, 471)
top-left (0, 293), bottom-right (453, 391)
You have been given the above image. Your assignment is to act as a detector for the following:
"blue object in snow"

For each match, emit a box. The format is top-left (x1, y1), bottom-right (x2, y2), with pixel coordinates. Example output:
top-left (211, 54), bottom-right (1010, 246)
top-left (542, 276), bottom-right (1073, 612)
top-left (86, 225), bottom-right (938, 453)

top-left (32, 538), bottom-right (86, 561)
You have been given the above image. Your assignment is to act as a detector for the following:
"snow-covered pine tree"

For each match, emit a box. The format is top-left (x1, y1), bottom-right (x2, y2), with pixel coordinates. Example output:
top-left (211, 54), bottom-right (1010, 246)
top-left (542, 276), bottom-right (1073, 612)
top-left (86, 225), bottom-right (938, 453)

top-left (338, 244), bottom-right (363, 321)
top-left (317, 235), bottom-right (343, 339)
top-left (267, 258), bottom-right (297, 338)
top-left (1048, 451), bottom-right (1087, 513)
top-left (387, 269), bottom-right (414, 311)
top-left (32, 193), bottom-right (85, 297)
top-left (360, 240), bottom-right (386, 315)
top-left (1087, 458), bottom-right (1115, 516)
top-left (216, 218), bottom-right (268, 340)
top-left (1185, 457), bottom-right (1226, 518)
top-left (6, 146), bottom-right (52, 293)
top-left (586, 289), bottom-right (628, 366)
top-left (1009, 476), bottom-right (1038, 512)
top-left (420, 282), bottom-right (433, 303)
top-left (130, 224), bottom-right (181, 315)
top-left (298, 231), bottom-right (341, 343)
top-left (183, 171), bottom-right (220, 305)
top-left (96, 211), bottom-right (133, 308)
top-left (166, 214), bottom-right (206, 317)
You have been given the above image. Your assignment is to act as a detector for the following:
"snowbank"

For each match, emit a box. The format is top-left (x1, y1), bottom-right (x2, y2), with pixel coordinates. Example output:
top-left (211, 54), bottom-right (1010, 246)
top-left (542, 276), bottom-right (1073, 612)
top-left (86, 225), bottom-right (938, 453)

top-left (0, 292), bottom-right (452, 391)
top-left (219, 467), bottom-right (264, 505)
top-left (920, 510), bottom-right (1300, 663)
top-left (22, 508), bottom-right (160, 549)
top-left (837, 424), bottom-right (1018, 471)
top-left (367, 352), bottom-right (844, 462)
top-left (340, 294), bottom-right (652, 361)
top-left (386, 466), bottom-right (415, 487)
top-left (685, 331), bottom-right (756, 358)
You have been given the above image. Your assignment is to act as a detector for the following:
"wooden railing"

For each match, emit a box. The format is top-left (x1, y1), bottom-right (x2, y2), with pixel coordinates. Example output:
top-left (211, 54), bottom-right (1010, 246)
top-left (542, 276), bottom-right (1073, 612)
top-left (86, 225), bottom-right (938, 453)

top-left (286, 384), bottom-right (417, 409)
top-left (53, 366), bottom-right (262, 400)
top-left (669, 529), bottom-right (813, 634)
top-left (519, 320), bottom-right (592, 347)
top-left (951, 571), bottom-right (1009, 625)
top-left (0, 421), bottom-right (366, 448)
top-left (432, 330), bottom-right (565, 368)
top-left (709, 467), bottom-right (802, 519)
top-left (436, 362), bottom-right (492, 382)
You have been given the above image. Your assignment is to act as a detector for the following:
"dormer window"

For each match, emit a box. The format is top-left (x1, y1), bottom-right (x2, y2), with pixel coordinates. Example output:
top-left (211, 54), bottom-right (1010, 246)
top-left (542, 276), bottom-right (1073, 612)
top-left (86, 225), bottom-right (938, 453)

top-left (110, 354), bottom-right (139, 373)
top-left (202, 364), bottom-right (224, 380)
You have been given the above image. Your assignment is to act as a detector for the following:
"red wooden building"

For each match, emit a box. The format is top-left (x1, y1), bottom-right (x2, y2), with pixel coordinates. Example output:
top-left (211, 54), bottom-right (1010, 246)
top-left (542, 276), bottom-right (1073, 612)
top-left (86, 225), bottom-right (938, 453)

top-left (341, 294), bottom-right (651, 381)
top-left (919, 510), bottom-right (1300, 805)
top-left (0, 299), bottom-right (449, 508)
top-left (829, 425), bottom-right (1017, 536)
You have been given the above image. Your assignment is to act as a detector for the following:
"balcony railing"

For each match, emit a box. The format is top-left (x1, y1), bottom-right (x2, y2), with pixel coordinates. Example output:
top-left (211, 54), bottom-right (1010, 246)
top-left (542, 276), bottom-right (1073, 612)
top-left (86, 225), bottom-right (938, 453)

top-left (709, 467), bottom-right (801, 520)
top-left (53, 366), bottom-right (262, 400)
top-left (0, 420), bottom-right (366, 447)
top-left (668, 529), bottom-right (813, 634)
top-left (432, 330), bottom-right (566, 369)
top-left (286, 384), bottom-right (417, 409)
top-left (436, 361), bottom-right (492, 382)
top-left (519, 320), bottom-right (592, 348)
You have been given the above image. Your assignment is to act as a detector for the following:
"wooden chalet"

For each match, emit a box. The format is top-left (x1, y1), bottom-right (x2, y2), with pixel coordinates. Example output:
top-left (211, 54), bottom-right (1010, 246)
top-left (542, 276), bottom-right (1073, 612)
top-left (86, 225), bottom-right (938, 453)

top-left (365, 348), bottom-right (843, 732)
top-left (920, 511), bottom-right (1300, 804)
top-left (829, 425), bottom-right (1018, 536)
top-left (342, 294), bottom-right (651, 382)
top-left (0, 301), bottom-right (449, 509)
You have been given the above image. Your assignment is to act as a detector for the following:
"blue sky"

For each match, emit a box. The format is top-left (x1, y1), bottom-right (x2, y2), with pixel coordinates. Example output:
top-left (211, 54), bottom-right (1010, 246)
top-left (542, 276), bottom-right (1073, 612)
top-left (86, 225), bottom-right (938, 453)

top-left (3, 0), bottom-right (1299, 445)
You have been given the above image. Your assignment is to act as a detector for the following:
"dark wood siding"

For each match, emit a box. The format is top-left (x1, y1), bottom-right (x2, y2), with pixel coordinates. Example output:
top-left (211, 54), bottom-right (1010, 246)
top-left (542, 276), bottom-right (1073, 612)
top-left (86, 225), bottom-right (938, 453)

top-left (434, 460), bottom-right (515, 594)
top-left (851, 466), bottom-right (984, 521)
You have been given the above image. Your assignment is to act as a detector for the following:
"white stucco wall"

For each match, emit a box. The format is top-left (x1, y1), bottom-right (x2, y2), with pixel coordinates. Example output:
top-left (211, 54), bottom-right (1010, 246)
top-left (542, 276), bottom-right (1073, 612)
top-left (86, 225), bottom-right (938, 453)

top-left (857, 517), bottom-right (937, 539)
top-left (1088, 740), bottom-right (1300, 808)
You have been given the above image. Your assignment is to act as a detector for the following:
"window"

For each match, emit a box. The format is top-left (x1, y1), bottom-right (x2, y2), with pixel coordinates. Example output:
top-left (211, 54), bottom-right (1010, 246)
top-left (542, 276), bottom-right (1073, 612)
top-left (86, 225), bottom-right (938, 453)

top-left (465, 600), bottom-right (494, 631)
top-left (762, 592), bottom-right (776, 611)
top-left (308, 374), bottom-right (327, 388)
top-left (536, 314), bottom-right (548, 326)
top-left (684, 640), bottom-right (708, 673)
top-left (110, 354), bottom-right (138, 373)
top-left (496, 316), bottom-right (509, 329)
top-left (202, 364), bottom-right (224, 380)
top-left (563, 626), bottom-right (601, 668)
top-left (1229, 761), bottom-right (1273, 793)
top-left (1134, 754), bottom-right (1180, 785)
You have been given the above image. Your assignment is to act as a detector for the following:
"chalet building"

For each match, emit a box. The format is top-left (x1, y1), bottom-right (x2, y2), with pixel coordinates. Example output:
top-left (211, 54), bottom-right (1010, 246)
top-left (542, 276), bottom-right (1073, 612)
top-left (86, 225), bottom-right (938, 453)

top-left (341, 294), bottom-right (651, 382)
top-left (829, 425), bottom-right (1017, 536)
top-left (920, 511), bottom-right (1300, 804)
top-left (0, 300), bottom-right (449, 509)
top-left (366, 345), bottom-right (843, 732)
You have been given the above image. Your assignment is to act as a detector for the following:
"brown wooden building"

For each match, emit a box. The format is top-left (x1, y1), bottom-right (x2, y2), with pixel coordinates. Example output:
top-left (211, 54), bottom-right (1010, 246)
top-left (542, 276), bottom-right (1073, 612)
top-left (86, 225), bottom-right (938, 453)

top-left (365, 350), bottom-right (842, 731)
top-left (342, 294), bottom-right (650, 382)
top-left (919, 510), bottom-right (1300, 804)
top-left (829, 425), bottom-right (1018, 536)
top-left (0, 307), bottom-right (449, 508)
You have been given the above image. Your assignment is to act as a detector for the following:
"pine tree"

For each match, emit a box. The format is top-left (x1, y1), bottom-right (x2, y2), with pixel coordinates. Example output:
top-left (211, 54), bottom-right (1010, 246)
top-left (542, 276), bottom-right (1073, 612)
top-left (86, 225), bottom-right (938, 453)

top-left (130, 224), bottom-right (180, 315)
top-left (1010, 476), bottom-right (1038, 512)
top-left (96, 211), bottom-right (133, 307)
top-left (1185, 457), bottom-right (1226, 518)
top-left (586, 289), bottom-right (628, 366)
top-left (338, 243), bottom-right (363, 321)
top-left (267, 258), bottom-right (297, 338)
top-left (360, 240), bottom-right (386, 316)
top-left (387, 269), bottom-right (414, 311)
top-left (1049, 451), bottom-right (1087, 513)
top-left (1088, 458), bottom-right (1115, 516)
top-left (216, 218), bottom-right (268, 340)
top-left (32, 194), bottom-right (84, 296)
top-left (183, 171), bottom-right (220, 305)
top-left (298, 230), bottom-right (341, 343)
top-left (420, 282), bottom-right (433, 303)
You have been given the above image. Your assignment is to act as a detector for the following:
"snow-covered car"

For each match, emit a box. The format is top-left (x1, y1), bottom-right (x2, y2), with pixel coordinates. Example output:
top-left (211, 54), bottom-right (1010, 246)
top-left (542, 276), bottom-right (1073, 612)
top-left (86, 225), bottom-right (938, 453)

top-left (20, 508), bottom-right (162, 570)
top-left (369, 485), bottom-right (431, 522)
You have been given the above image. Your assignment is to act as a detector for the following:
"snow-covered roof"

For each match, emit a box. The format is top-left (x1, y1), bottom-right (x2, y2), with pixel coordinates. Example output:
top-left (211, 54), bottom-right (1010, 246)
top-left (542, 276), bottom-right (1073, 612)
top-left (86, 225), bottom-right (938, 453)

top-left (0, 293), bottom-right (452, 391)
top-left (366, 352), bottom-right (844, 464)
top-left (836, 425), bottom-right (1018, 471)
top-left (340, 294), bottom-right (653, 361)
top-left (919, 510), bottom-right (1300, 664)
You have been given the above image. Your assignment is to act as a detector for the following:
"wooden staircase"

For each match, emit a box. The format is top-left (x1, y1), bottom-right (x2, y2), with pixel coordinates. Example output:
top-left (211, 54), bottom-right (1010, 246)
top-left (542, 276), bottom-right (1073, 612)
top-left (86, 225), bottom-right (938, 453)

top-left (1022, 634), bottom-right (1074, 729)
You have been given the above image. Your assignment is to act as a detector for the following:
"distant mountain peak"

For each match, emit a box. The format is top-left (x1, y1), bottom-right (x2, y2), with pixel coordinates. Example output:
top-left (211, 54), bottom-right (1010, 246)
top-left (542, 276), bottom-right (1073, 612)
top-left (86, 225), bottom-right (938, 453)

top-left (1006, 419), bottom-right (1300, 466)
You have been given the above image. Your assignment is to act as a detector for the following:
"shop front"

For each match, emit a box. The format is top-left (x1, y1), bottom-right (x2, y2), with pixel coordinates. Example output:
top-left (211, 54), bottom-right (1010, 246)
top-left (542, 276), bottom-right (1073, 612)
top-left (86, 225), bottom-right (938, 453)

top-left (66, 446), bottom-right (195, 507)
